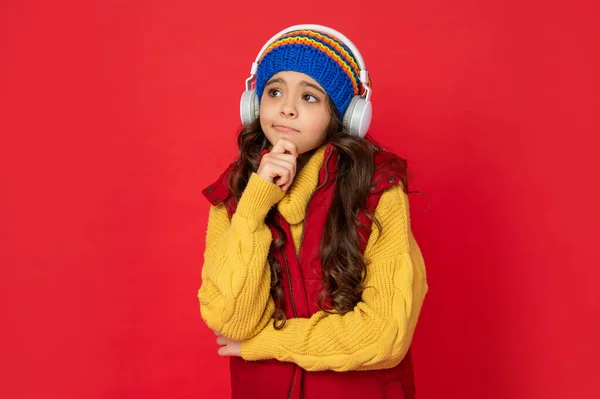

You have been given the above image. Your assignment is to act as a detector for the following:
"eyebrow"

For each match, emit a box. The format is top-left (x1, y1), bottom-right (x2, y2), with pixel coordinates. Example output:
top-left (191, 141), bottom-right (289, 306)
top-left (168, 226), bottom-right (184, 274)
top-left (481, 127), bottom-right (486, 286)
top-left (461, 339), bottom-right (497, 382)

top-left (301, 81), bottom-right (326, 95)
top-left (265, 77), bottom-right (327, 95)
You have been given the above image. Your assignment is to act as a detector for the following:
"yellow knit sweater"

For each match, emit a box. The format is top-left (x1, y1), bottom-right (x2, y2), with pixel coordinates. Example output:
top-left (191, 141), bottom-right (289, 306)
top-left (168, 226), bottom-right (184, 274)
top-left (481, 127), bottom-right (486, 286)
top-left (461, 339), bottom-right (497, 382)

top-left (198, 146), bottom-right (428, 372)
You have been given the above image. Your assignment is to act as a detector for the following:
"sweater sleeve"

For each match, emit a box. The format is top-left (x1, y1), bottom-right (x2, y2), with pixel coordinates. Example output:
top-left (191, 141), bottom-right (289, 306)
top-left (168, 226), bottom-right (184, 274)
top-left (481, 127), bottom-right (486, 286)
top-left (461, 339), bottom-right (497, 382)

top-left (240, 184), bottom-right (428, 372)
top-left (198, 173), bottom-right (285, 341)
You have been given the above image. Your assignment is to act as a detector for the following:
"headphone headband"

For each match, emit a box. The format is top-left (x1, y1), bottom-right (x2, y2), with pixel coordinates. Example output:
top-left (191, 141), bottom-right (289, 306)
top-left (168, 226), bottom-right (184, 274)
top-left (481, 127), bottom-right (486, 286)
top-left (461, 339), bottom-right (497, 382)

top-left (245, 24), bottom-right (371, 102)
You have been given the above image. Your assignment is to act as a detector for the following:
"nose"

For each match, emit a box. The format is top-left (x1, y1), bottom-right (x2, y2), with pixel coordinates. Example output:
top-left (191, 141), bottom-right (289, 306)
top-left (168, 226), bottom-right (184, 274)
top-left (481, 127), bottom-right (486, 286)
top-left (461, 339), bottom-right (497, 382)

top-left (280, 98), bottom-right (297, 118)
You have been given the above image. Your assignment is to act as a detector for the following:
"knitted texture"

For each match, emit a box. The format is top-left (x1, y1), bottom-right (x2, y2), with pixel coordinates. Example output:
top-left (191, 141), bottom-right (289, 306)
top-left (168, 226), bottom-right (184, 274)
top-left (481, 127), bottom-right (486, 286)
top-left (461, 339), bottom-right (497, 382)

top-left (198, 173), bottom-right (283, 341)
top-left (198, 146), bottom-right (428, 371)
top-left (255, 29), bottom-right (362, 115)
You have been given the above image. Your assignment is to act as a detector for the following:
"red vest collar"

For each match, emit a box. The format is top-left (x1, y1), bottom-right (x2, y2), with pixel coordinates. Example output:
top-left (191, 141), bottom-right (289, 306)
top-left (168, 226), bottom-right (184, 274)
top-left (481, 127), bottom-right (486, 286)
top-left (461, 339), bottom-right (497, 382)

top-left (202, 142), bottom-right (406, 207)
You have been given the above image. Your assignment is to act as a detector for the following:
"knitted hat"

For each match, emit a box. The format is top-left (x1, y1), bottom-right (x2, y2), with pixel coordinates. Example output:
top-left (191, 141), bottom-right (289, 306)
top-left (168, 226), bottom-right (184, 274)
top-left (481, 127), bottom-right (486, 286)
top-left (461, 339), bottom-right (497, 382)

top-left (255, 29), bottom-right (363, 116)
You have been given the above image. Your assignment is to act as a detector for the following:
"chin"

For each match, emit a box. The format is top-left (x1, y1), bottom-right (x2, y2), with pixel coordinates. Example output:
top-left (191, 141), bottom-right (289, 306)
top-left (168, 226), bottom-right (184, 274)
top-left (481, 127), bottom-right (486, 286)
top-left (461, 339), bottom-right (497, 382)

top-left (272, 131), bottom-right (299, 144)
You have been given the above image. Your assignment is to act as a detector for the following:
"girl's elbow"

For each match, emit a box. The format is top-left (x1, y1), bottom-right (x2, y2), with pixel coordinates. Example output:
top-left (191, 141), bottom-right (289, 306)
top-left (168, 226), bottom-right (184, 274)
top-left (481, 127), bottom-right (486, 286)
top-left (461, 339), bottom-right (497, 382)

top-left (218, 311), bottom-right (270, 341)
top-left (200, 315), bottom-right (255, 341)
top-left (388, 327), bottom-right (413, 365)
top-left (219, 321), bottom-right (261, 341)
top-left (379, 319), bottom-right (411, 361)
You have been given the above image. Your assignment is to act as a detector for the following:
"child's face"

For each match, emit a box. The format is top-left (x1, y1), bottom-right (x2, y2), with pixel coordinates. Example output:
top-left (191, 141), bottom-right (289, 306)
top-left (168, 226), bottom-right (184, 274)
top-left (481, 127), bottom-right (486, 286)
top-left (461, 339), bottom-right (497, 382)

top-left (259, 71), bottom-right (330, 155)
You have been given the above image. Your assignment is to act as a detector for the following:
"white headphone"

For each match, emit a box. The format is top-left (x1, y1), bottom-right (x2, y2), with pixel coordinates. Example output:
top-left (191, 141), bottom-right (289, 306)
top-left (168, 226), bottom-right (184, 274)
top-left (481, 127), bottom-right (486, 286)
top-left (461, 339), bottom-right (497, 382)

top-left (240, 24), bottom-right (373, 138)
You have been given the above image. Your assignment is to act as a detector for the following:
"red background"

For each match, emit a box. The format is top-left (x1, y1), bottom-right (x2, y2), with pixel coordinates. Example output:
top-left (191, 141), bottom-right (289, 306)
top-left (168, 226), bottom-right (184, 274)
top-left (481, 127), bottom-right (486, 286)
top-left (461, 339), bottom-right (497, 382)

top-left (1, 0), bottom-right (599, 398)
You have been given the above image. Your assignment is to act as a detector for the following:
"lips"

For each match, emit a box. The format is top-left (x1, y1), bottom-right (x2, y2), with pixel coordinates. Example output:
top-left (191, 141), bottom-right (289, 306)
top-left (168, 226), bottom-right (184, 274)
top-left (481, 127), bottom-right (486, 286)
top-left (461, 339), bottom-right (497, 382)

top-left (273, 124), bottom-right (299, 133)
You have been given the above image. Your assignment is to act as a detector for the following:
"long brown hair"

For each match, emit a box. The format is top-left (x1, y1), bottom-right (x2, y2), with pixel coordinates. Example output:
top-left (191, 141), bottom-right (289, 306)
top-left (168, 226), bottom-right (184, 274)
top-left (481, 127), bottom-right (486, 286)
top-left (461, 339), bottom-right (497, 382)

top-left (228, 98), bottom-right (409, 328)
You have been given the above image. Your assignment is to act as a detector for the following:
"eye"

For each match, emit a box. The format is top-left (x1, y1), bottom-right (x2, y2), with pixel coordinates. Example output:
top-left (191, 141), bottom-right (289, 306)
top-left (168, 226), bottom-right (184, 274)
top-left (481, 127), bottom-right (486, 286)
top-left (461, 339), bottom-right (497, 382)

top-left (268, 88), bottom-right (282, 97)
top-left (303, 93), bottom-right (319, 103)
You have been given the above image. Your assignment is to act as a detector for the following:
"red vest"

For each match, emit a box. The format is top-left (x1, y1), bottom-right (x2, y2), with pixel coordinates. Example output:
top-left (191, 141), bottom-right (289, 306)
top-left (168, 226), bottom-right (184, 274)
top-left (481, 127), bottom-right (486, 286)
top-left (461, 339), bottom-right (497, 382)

top-left (202, 143), bottom-right (416, 399)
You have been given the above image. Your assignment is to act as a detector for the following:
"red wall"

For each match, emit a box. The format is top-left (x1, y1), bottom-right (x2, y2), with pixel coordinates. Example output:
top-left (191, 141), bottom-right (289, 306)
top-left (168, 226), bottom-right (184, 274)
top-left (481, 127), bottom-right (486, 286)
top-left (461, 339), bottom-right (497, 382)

top-left (1, 1), bottom-right (599, 398)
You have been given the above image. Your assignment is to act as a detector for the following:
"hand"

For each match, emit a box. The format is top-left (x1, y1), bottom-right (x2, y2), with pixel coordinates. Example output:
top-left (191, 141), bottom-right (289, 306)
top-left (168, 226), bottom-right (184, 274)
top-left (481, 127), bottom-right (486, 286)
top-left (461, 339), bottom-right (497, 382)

top-left (257, 138), bottom-right (298, 192)
top-left (215, 332), bottom-right (242, 357)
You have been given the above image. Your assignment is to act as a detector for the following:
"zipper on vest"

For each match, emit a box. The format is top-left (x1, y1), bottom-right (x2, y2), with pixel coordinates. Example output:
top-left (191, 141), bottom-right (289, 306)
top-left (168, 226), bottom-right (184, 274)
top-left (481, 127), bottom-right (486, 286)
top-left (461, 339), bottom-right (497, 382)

top-left (287, 369), bottom-right (298, 399)
top-left (283, 260), bottom-right (298, 399)
top-left (280, 249), bottom-right (298, 318)
top-left (297, 147), bottom-right (334, 261)
top-left (284, 149), bottom-right (333, 399)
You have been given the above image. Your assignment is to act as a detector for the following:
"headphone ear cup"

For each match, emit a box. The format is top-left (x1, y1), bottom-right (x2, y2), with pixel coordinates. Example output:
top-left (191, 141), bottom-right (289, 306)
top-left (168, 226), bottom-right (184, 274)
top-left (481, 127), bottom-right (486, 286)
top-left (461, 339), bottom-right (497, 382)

top-left (240, 89), bottom-right (260, 126)
top-left (342, 96), bottom-right (372, 138)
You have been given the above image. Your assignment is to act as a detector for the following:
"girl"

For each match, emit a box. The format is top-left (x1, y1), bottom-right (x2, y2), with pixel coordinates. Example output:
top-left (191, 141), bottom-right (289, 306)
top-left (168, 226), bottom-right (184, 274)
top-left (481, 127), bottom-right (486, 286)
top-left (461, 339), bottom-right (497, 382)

top-left (198, 25), bottom-right (428, 399)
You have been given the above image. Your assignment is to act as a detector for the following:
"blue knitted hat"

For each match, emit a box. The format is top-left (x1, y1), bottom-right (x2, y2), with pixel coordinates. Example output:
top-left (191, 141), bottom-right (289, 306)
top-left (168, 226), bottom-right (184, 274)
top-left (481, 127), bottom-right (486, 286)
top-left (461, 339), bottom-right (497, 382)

top-left (255, 29), bottom-right (363, 116)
